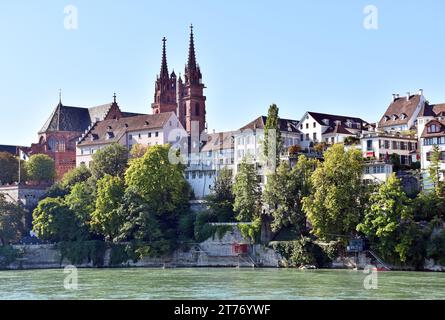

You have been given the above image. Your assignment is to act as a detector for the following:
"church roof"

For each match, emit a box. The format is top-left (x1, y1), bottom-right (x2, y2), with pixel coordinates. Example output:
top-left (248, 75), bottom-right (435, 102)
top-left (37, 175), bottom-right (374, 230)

top-left (39, 103), bottom-right (91, 134)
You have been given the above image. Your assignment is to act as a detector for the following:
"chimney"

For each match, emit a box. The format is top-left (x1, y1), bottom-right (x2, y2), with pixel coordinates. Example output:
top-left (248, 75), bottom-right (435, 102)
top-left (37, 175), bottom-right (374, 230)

top-left (419, 89), bottom-right (424, 96)
top-left (406, 92), bottom-right (410, 101)
top-left (392, 94), bottom-right (397, 101)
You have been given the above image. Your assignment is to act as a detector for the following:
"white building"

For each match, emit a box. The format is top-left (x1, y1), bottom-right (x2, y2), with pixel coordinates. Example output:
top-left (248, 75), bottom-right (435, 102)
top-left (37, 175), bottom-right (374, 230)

top-left (234, 116), bottom-right (301, 185)
top-left (186, 131), bottom-right (235, 199)
top-left (76, 112), bottom-right (186, 167)
top-left (363, 161), bottom-right (393, 184)
top-left (298, 111), bottom-right (368, 150)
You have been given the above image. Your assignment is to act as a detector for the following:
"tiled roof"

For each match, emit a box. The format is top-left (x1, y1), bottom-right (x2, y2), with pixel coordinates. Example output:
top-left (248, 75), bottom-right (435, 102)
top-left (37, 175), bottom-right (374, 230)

top-left (378, 95), bottom-right (421, 127)
top-left (240, 116), bottom-right (300, 133)
top-left (308, 112), bottom-right (368, 127)
top-left (324, 124), bottom-right (353, 135)
top-left (421, 119), bottom-right (445, 138)
top-left (201, 131), bottom-right (235, 152)
top-left (0, 145), bottom-right (19, 155)
top-left (78, 112), bottom-right (174, 146)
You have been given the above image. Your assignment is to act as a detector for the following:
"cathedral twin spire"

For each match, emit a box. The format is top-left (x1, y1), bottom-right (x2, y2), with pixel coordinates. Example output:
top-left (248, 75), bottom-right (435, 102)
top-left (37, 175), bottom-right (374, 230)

top-left (152, 25), bottom-right (206, 135)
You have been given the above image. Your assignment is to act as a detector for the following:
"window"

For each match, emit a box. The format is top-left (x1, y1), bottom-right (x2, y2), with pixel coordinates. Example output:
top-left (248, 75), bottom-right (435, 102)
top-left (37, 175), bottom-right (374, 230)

top-left (47, 137), bottom-right (57, 151)
top-left (300, 124), bottom-right (303, 130)
top-left (305, 134), bottom-right (310, 141)
top-left (427, 124), bottom-right (440, 133)
top-left (301, 134), bottom-right (304, 141)
top-left (195, 103), bottom-right (200, 116)
top-left (384, 140), bottom-right (390, 149)
top-left (313, 122), bottom-right (316, 128)
top-left (155, 132), bottom-right (159, 137)
top-left (148, 132), bottom-right (152, 138)
top-left (129, 134), bottom-right (133, 140)
top-left (392, 141), bottom-right (398, 150)
top-left (367, 140), bottom-right (373, 151)
top-left (313, 133), bottom-right (317, 141)
top-left (138, 134), bottom-right (141, 139)
top-left (306, 123), bottom-right (309, 129)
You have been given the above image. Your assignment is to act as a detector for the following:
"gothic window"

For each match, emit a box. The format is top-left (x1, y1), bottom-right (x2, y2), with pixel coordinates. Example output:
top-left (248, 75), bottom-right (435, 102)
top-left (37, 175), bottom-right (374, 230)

top-left (48, 137), bottom-right (57, 151)
top-left (58, 139), bottom-right (66, 152)
top-left (195, 103), bottom-right (200, 116)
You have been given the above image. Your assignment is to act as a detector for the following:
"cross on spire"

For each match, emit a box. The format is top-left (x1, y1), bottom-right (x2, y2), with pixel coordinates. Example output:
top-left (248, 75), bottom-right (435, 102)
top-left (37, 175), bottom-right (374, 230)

top-left (113, 92), bottom-right (117, 103)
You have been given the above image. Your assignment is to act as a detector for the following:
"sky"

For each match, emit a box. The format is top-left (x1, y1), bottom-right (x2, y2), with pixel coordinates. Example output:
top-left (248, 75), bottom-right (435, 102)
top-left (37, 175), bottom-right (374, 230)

top-left (1, 0), bottom-right (445, 146)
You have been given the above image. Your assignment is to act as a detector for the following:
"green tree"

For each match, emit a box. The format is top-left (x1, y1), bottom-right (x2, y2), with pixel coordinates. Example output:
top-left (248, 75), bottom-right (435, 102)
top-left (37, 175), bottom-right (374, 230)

top-left (90, 143), bottom-right (129, 179)
top-left (65, 181), bottom-right (96, 231)
top-left (0, 152), bottom-right (21, 184)
top-left (91, 175), bottom-right (125, 241)
top-left (357, 174), bottom-right (416, 263)
top-left (0, 194), bottom-right (25, 246)
top-left (427, 145), bottom-right (444, 196)
top-left (263, 104), bottom-right (282, 171)
top-left (264, 156), bottom-right (317, 233)
top-left (61, 165), bottom-right (92, 191)
top-left (302, 144), bottom-right (367, 240)
top-left (125, 145), bottom-right (190, 216)
top-left (32, 198), bottom-right (82, 242)
top-left (206, 167), bottom-right (235, 222)
top-left (26, 154), bottom-right (55, 183)
top-left (233, 159), bottom-right (262, 222)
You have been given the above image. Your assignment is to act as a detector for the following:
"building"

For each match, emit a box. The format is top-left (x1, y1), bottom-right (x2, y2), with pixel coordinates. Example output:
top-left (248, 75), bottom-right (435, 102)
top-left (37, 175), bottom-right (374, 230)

top-left (151, 25), bottom-right (207, 136)
top-left (378, 90), bottom-right (427, 133)
top-left (0, 145), bottom-right (28, 156)
top-left (186, 131), bottom-right (235, 199)
top-left (298, 111), bottom-right (369, 149)
top-left (234, 116), bottom-right (301, 184)
top-left (363, 161), bottom-right (393, 184)
top-left (31, 95), bottom-right (143, 179)
top-left (360, 131), bottom-right (419, 166)
top-left (76, 112), bottom-right (186, 167)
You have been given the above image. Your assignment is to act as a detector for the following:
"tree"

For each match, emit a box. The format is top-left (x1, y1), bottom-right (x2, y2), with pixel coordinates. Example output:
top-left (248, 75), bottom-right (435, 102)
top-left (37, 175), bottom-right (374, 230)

top-left (65, 181), bottom-right (96, 231)
top-left (90, 143), bottom-right (129, 179)
top-left (357, 174), bottom-right (415, 263)
top-left (26, 154), bottom-right (55, 183)
top-left (206, 167), bottom-right (235, 222)
top-left (233, 159), bottom-right (262, 222)
top-left (91, 175), bottom-right (125, 241)
top-left (61, 165), bottom-right (92, 191)
top-left (0, 152), bottom-right (20, 185)
top-left (263, 104), bottom-right (282, 171)
top-left (302, 144), bottom-right (367, 240)
top-left (0, 194), bottom-right (25, 246)
top-left (129, 144), bottom-right (148, 159)
top-left (427, 145), bottom-right (444, 196)
top-left (264, 156), bottom-right (317, 233)
top-left (125, 144), bottom-right (190, 217)
top-left (32, 198), bottom-right (82, 242)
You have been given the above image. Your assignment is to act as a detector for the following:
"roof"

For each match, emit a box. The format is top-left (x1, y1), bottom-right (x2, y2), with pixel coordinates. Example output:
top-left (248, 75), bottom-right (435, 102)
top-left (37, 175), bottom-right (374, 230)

top-left (239, 116), bottom-right (300, 133)
top-left (307, 112), bottom-right (368, 127)
top-left (201, 131), bottom-right (236, 152)
top-left (0, 145), bottom-right (19, 155)
top-left (323, 124), bottom-right (354, 135)
top-left (39, 101), bottom-right (143, 134)
top-left (421, 119), bottom-right (445, 138)
top-left (378, 95), bottom-right (421, 127)
top-left (78, 112), bottom-right (174, 146)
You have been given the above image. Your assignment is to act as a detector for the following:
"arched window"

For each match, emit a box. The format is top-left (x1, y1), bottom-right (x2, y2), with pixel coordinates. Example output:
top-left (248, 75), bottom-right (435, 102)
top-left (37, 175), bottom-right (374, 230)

top-left (195, 103), bottom-right (200, 116)
top-left (47, 137), bottom-right (57, 151)
top-left (58, 139), bottom-right (66, 152)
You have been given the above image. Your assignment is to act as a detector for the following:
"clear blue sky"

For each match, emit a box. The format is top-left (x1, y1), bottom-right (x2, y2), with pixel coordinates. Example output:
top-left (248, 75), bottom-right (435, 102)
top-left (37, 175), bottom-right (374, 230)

top-left (1, 0), bottom-right (445, 146)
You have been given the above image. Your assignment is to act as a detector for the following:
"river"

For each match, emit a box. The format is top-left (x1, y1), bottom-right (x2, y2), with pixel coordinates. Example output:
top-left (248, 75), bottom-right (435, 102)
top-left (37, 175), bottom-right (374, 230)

top-left (0, 268), bottom-right (444, 300)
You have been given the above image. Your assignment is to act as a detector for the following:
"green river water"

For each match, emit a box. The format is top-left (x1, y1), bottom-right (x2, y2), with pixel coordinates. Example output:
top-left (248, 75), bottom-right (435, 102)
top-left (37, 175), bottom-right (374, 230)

top-left (0, 268), bottom-right (444, 300)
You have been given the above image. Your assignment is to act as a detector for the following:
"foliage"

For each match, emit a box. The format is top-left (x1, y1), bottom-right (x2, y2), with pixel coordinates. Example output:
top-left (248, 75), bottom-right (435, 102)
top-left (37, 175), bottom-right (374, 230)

top-left (302, 144), bottom-right (368, 240)
top-left (109, 243), bottom-right (139, 266)
top-left (59, 240), bottom-right (107, 266)
top-left (427, 230), bottom-right (445, 265)
top-left (0, 194), bottom-right (25, 246)
top-left (412, 192), bottom-right (445, 221)
top-left (129, 144), bottom-right (148, 159)
top-left (288, 145), bottom-right (301, 155)
top-left (61, 165), bottom-right (92, 191)
top-left (263, 104), bottom-right (283, 169)
top-left (206, 167), bottom-right (235, 222)
top-left (264, 156), bottom-right (317, 233)
top-left (238, 218), bottom-right (262, 243)
top-left (233, 159), bottom-right (262, 222)
top-left (90, 143), bottom-right (129, 179)
top-left (0, 245), bottom-right (21, 267)
top-left (65, 181), bottom-right (96, 231)
top-left (26, 154), bottom-right (55, 183)
top-left (125, 145), bottom-right (190, 217)
top-left (271, 237), bottom-right (331, 268)
top-left (91, 175), bottom-right (125, 241)
top-left (32, 197), bottom-right (86, 242)
top-left (343, 136), bottom-right (360, 146)
top-left (427, 145), bottom-right (444, 196)
top-left (357, 174), bottom-right (421, 264)
top-left (313, 142), bottom-right (327, 153)
top-left (0, 152), bottom-right (24, 185)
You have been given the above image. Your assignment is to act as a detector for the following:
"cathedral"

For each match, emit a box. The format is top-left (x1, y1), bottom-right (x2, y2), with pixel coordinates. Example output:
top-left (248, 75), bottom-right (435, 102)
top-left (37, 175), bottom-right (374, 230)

top-left (30, 25), bottom-right (207, 179)
top-left (151, 25), bottom-right (207, 136)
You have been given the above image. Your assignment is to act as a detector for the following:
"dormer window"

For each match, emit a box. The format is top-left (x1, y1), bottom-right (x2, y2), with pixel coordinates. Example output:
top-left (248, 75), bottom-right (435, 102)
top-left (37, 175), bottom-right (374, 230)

top-left (392, 114), bottom-right (398, 121)
top-left (323, 119), bottom-right (330, 126)
top-left (400, 113), bottom-right (407, 120)
top-left (145, 121), bottom-right (149, 126)
top-left (427, 124), bottom-right (440, 133)
top-left (384, 116), bottom-right (390, 122)
top-left (107, 132), bottom-right (114, 139)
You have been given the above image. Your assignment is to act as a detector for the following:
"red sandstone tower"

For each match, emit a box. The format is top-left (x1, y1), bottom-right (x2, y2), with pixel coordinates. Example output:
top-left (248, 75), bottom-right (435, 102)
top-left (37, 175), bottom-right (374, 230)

top-left (151, 37), bottom-right (178, 115)
top-left (178, 25), bottom-right (207, 135)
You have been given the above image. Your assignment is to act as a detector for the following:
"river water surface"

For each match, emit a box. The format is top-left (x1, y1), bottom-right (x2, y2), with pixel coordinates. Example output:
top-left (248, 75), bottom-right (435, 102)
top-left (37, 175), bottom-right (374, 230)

top-left (0, 268), bottom-right (444, 300)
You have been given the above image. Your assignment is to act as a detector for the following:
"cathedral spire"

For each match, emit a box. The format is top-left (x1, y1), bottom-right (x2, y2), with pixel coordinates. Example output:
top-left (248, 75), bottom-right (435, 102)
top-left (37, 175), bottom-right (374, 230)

top-left (160, 37), bottom-right (169, 78)
top-left (187, 24), bottom-right (197, 71)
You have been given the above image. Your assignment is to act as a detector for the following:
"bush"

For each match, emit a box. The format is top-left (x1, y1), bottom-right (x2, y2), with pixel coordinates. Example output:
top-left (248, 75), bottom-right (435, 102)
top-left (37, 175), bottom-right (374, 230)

top-left (271, 237), bottom-right (331, 268)
top-left (427, 230), bottom-right (445, 265)
top-left (0, 245), bottom-right (21, 267)
top-left (59, 241), bottom-right (107, 267)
